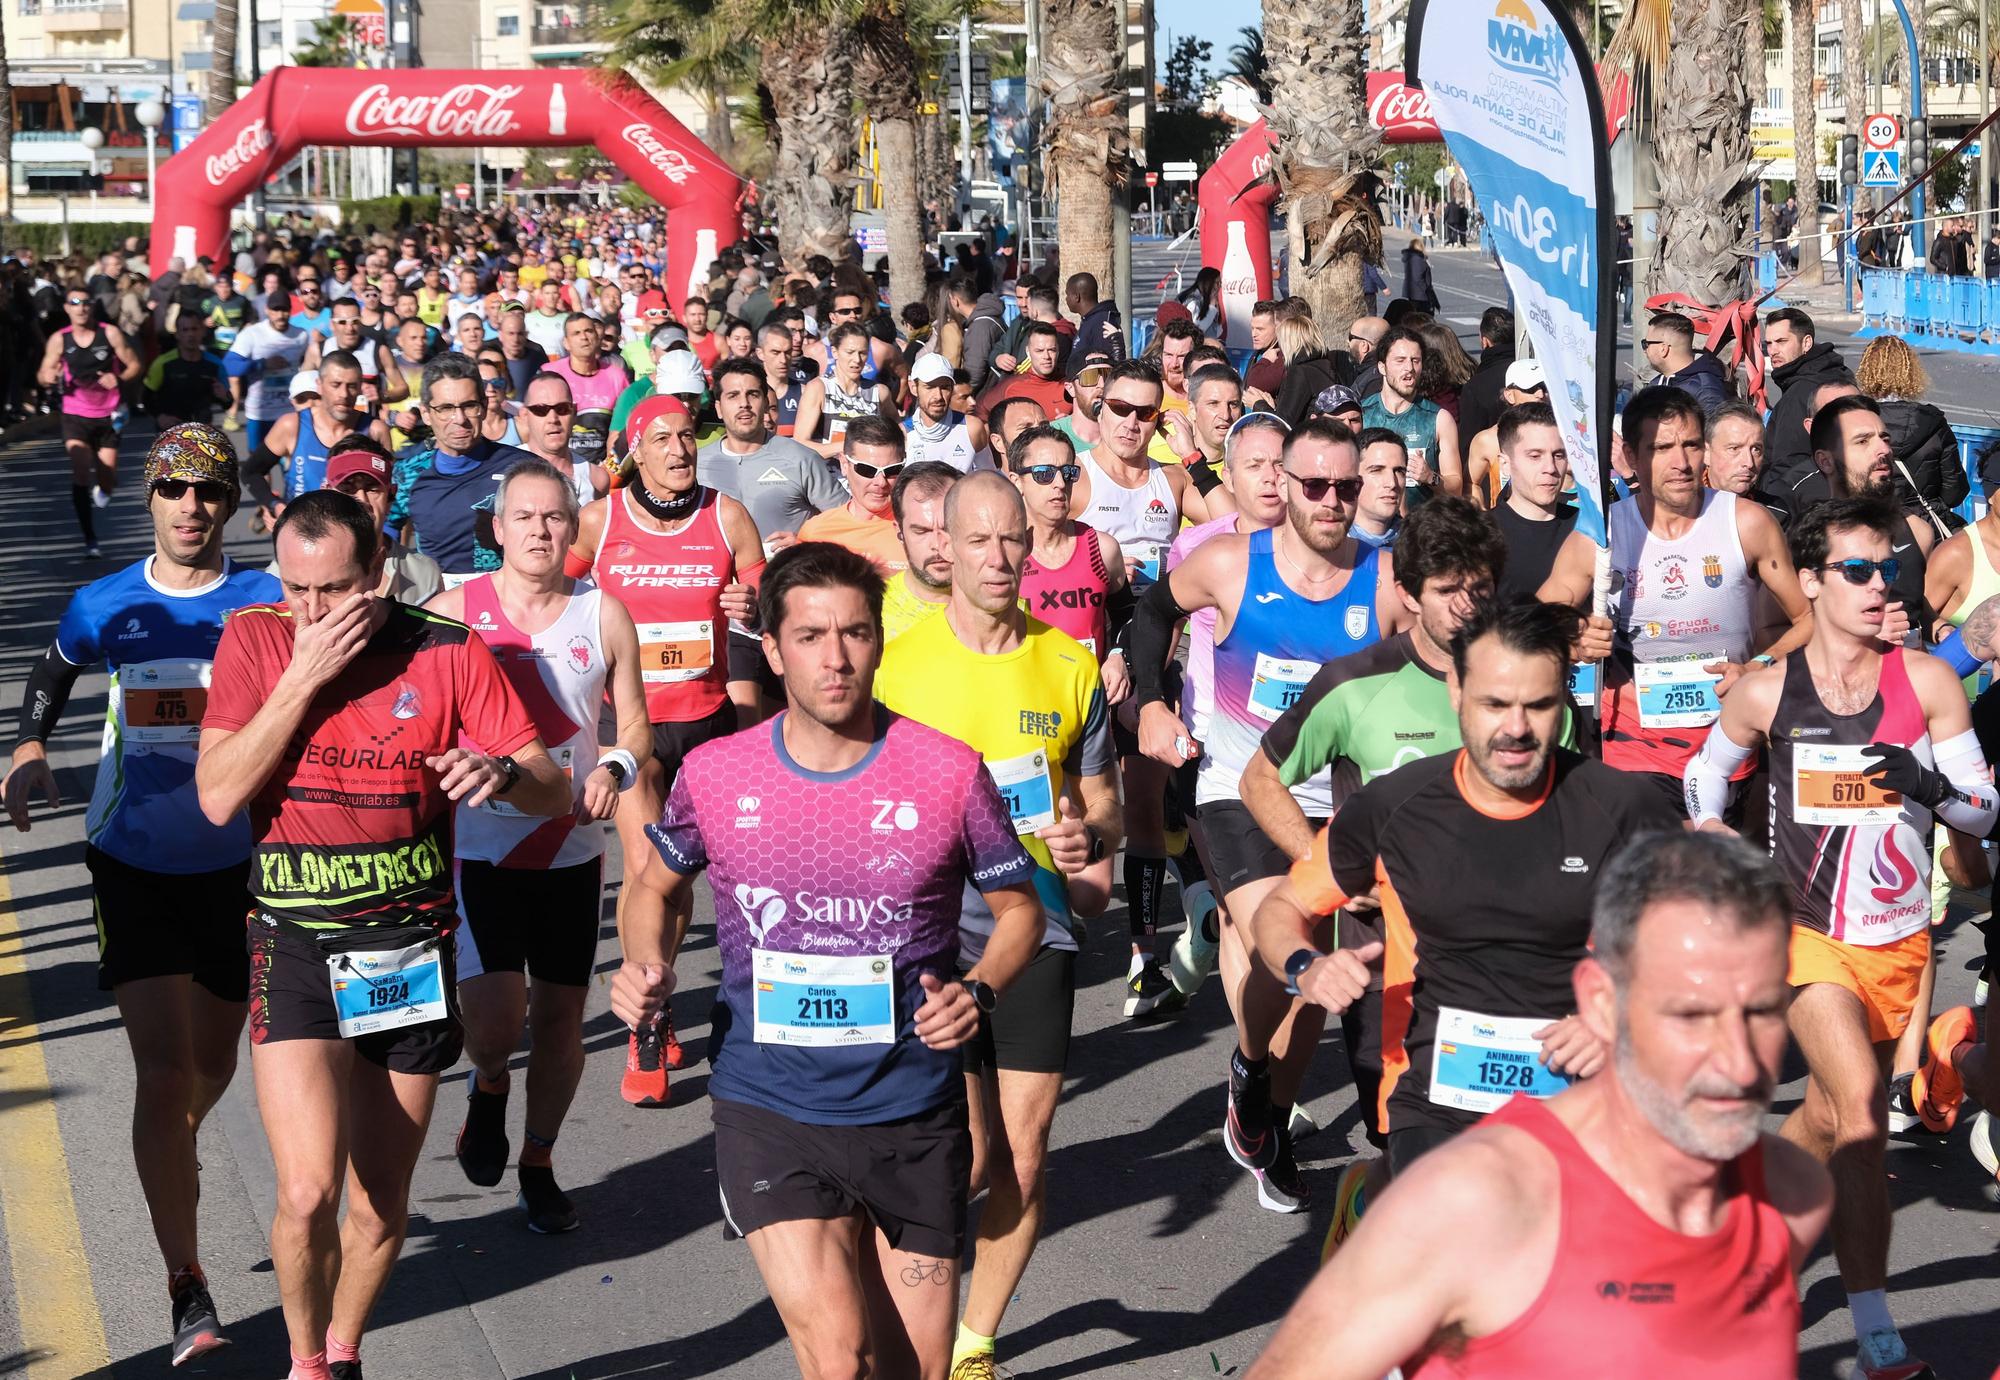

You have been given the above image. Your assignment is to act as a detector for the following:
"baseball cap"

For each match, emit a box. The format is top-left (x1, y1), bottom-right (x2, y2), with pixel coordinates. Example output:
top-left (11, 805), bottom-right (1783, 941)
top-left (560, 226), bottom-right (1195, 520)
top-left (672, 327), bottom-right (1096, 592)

top-left (653, 349), bottom-right (708, 398)
top-left (1505, 359), bottom-right (1548, 392)
top-left (1153, 300), bottom-right (1194, 329)
top-left (639, 290), bottom-right (672, 318)
top-left (145, 422), bottom-right (239, 492)
top-left (1074, 348), bottom-right (1115, 383)
top-left (1310, 384), bottom-right (1363, 417)
top-left (325, 446), bottom-right (392, 492)
top-left (289, 370), bottom-right (321, 402)
top-left (650, 323), bottom-right (690, 350)
top-left (911, 353), bottom-right (957, 385)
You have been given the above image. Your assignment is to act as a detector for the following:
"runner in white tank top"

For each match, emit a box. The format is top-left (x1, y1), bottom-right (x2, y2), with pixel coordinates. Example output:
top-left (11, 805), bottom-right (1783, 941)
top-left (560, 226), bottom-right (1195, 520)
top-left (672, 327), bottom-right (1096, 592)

top-left (1079, 446), bottom-right (1180, 585)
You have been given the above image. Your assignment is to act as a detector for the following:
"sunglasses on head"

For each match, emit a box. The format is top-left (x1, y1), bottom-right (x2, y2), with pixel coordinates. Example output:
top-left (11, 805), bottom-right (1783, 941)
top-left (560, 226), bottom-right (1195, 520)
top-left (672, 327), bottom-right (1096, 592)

top-left (523, 401), bottom-right (574, 417)
top-left (849, 460), bottom-right (906, 480)
top-left (1286, 471), bottom-right (1365, 504)
top-left (1819, 557), bottom-right (1901, 585)
top-left (153, 478), bottom-right (231, 503)
top-left (1102, 397), bottom-right (1160, 421)
top-left (1016, 463), bottom-right (1081, 486)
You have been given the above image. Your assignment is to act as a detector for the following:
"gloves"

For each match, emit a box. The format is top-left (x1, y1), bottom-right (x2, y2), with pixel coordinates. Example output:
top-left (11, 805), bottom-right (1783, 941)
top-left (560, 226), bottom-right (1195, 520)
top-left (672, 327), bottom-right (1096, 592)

top-left (1860, 743), bottom-right (1952, 809)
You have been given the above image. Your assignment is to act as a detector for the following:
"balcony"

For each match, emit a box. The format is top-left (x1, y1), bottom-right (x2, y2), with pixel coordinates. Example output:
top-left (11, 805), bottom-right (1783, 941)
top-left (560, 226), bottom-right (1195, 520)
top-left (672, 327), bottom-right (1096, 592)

top-left (43, 0), bottom-right (128, 33)
top-left (529, 4), bottom-right (607, 50)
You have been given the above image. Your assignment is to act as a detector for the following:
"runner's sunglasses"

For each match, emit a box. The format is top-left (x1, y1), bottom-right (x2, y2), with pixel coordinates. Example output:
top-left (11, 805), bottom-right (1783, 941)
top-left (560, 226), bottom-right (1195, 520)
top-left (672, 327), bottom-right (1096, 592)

top-left (1818, 558), bottom-right (1900, 586)
top-left (1015, 464), bottom-right (1081, 486)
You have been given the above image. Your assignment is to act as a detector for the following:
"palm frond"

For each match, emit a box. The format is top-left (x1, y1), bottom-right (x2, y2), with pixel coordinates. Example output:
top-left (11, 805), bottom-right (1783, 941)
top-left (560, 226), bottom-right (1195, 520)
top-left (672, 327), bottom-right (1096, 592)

top-left (1603, 0), bottom-right (1673, 88)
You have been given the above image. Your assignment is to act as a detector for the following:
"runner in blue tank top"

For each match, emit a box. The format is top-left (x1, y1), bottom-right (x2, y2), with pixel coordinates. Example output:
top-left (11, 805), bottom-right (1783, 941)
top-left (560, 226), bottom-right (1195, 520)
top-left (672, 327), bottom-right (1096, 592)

top-left (1126, 416), bottom-right (1407, 1212)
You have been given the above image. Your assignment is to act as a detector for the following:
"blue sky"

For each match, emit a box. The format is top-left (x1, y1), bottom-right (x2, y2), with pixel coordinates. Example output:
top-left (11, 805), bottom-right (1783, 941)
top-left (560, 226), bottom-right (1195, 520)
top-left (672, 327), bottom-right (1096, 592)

top-left (1155, 0), bottom-right (1259, 74)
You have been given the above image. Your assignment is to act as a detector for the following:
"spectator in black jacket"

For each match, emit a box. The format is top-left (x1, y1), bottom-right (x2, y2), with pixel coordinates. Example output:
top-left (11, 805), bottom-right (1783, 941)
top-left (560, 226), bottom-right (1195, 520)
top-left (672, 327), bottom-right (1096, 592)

top-left (1644, 311), bottom-right (1732, 416)
top-left (1856, 333), bottom-right (1966, 523)
top-left (1456, 306), bottom-right (1516, 444)
top-left (1402, 237), bottom-right (1441, 312)
top-left (1756, 307), bottom-right (1850, 517)
top-left (1064, 272), bottom-right (1125, 378)
top-left (1270, 306), bottom-right (1354, 428)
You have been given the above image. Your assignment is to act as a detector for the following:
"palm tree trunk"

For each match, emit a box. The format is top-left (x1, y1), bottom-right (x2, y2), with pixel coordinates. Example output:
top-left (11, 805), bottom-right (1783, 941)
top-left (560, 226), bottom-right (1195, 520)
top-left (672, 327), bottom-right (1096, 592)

top-left (705, 89), bottom-right (735, 162)
top-left (1840, 0), bottom-right (1865, 148)
top-left (1264, 0), bottom-right (1379, 337)
top-left (1789, 0), bottom-right (1822, 275)
top-left (762, 26), bottom-right (859, 268)
top-left (856, 15), bottom-right (926, 312)
top-left (1040, 0), bottom-right (1127, 294)
top-left (0, 16), bottom-right (13, 224)
top-left (1654, 0), bottom-right (1758, 304)
top-left (209, 0), bottom-right (240, 126)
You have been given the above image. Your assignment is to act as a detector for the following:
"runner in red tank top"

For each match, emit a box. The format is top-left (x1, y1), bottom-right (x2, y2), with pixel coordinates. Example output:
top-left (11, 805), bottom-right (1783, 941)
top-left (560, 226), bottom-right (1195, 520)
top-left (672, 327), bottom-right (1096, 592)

top-left (568, 395), bottom-right (764, 1101)
top-left (1247, 832), bottom-right (1832, 1380)
top-left (1009, 426), bottom-right (1131, 671)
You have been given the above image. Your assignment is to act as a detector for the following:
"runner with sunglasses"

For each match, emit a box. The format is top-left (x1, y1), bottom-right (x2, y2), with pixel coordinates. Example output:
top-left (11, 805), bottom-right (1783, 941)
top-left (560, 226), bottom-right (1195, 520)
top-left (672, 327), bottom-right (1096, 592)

top-left (3, 424), bottom-right (278, 1367)
top-left (800, 416), bottom-right (914, 574)
top-left (1129, 416), bottom-right (1410, 1210)
top-left (1688, 495), bottom-right (1995, 1380)
top-left (569, 395), bottom-right (762, 1103)
top-left (1069, 360), bottom-right (1202, 1016)
top-left (515, 372), bottom-right (605, 507)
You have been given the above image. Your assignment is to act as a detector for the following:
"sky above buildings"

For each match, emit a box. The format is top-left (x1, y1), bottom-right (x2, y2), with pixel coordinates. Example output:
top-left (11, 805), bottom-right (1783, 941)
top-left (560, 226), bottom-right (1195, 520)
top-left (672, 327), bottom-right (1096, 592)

top-left (1155, 0), bottom-right (1259, 75)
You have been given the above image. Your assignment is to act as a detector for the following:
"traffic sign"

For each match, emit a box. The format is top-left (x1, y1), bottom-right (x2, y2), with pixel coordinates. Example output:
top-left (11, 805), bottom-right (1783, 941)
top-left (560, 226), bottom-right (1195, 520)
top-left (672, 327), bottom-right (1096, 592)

top-left (1145, 171), bottom-right (1159, 187)
top-left (455, 182), bottom-right (471, 200)
top-left (1161, 161), bottom-right (1199, 182)
top-left (1862, 149), bottom-right (1901, 186)
top-left (1863, 113), bottom-right (1900, 150)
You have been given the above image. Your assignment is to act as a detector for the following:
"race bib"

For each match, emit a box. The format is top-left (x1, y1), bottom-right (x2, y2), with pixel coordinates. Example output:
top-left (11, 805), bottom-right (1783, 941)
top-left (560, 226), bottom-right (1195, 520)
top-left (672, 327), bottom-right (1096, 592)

top-left (118, 659), bottom-right (211, 749)
top-left (637, 620), bottom-right (714, 682)
top-left (1126, 542), bottom-right (1164, 584)
top-left (990, 749), bottom-right (1057, 835)
top-left (1248, 652), bottom-right (1316, 724)
top-left (1567, 661), bottom-right (1598, 708)
top-left (1633, 659), bottom-right (1722, 728)
top-left (327, 938), bottom-right (447, 1039)
top-left (751, 949), bottom-right (895, 1046)
top-left (1793, 744), bottom-right (1905, 826)
top-left (440, 570), bottom-right (479, 591)
top-left (1078, 636), bottom-right (1098, 658)
top-left (1430, 1006), bottom-right (1570, 1114)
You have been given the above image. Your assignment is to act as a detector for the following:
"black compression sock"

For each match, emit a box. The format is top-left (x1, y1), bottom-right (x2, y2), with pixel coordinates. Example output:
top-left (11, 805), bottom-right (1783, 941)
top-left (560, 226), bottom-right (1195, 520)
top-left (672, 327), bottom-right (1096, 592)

top-left (1231, 1047), bottom-right (1270, 1081)
top-left (71, 485), bottom-right (96, 545)
top-left (1125, 853), bottom-right (1167, 938)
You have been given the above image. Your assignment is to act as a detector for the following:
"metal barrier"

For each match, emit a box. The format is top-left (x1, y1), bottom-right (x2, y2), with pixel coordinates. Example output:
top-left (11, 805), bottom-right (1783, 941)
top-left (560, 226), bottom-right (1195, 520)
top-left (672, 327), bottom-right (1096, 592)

top-left (1857, 268), bottom-right (2000, 352)
top-left (1953, 424), bottom-right (2000, 521)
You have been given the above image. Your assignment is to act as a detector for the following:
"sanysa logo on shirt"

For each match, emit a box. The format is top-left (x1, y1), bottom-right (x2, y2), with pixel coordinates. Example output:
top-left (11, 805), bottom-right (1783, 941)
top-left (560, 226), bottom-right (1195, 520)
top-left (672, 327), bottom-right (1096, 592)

top-left (735, 884), bottom-right (787, 943)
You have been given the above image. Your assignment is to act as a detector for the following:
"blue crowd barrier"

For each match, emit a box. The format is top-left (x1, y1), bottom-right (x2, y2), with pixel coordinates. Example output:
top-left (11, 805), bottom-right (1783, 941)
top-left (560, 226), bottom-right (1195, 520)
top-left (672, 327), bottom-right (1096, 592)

top-left (1858, 268), bottom-right (2000, 352)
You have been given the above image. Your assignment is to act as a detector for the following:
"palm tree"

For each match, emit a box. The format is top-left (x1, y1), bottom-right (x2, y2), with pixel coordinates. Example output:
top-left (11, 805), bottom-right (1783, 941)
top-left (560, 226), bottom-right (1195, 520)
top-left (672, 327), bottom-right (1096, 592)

top-left (855, 2), bottom-right (927, 311)
top-left (1840, 0), bottom-right (1865, 156)
top-left (1224, 25), bottom-right (1270, 103)
top-left (1789, 0), bottom-right (1822, 274)
top-left (1263, 1), bottom-right (1380, 334)
top-left (1040, 0), bottom-right (1129, 294)
top-left (1651, 0), bottom-right (1760, 304)
top-left (208, 0), bottom-right (239, 127)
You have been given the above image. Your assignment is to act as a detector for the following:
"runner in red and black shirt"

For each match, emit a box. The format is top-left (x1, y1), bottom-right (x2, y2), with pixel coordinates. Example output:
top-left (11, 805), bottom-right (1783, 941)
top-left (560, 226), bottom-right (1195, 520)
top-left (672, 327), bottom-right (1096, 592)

top-left (198, 489), bottom-right (569, 1380)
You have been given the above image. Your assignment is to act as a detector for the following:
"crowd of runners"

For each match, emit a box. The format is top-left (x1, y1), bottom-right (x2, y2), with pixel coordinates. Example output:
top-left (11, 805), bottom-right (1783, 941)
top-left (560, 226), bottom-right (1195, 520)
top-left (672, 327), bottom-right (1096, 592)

top-left (4, 206), bottom-right (1998, 1380)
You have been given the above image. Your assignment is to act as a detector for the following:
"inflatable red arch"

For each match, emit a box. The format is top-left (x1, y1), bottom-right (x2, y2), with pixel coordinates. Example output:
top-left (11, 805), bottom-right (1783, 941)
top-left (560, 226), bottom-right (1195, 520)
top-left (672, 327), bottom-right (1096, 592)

top-left (153, 67), bottom-right (743, 312)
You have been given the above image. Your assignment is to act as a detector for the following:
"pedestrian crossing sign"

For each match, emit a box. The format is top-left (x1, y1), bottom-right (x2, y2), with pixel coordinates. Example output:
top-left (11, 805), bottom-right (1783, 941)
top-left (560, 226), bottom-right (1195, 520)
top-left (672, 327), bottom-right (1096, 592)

top-left (1863, 149), bottom-right (1901, 187)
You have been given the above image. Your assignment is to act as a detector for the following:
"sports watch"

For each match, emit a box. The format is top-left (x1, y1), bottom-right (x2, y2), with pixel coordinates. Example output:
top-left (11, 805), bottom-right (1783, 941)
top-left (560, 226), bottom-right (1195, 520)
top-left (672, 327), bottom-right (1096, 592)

top-left (962, 978), bottom-right (998, 1013)
top-left (1283, 947), bottom-right (1323, 997)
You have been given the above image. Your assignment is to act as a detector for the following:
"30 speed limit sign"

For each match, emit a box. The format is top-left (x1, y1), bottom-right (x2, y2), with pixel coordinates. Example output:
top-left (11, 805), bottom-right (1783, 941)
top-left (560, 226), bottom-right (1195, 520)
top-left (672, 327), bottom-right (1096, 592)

top-left (1864, 113), bottom-right (1901, 150)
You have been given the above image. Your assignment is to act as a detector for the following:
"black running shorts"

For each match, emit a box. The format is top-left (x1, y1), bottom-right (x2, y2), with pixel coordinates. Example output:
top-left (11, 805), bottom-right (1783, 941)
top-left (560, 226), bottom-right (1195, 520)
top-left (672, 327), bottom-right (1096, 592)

top-left (726, 624), bottom-right (779, 697)
top-left (455, 857), bottom-right (603, 986)
top-left (88, 844), bottom-right (251, 1001)
top-left (962, 945), bottom-right (1075, 1075)
top-left (647, 701), bottom-right (739, 784)
top-left (713, 1096), bottom-right (970, 1260)
top-left (1202, 799), bottom-right (1326, 896)
top-left (1340, 988), bottom-right (1386, 1150)
top-left (247, 916), bottom-right (463, 1075)
top-left (61, 412), bottom-right (118, 453)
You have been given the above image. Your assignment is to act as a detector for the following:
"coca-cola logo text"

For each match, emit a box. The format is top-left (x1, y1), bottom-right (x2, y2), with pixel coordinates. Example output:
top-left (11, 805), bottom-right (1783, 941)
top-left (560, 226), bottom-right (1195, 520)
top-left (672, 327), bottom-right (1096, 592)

top-left (1368, 81), bottom-right (1438, 136)
top-left (621, 123), bottom-right (693, 185)
top-left (345, 83), bottom-right (525, 140)
top-left (205, 118), bottom-right (274, 187)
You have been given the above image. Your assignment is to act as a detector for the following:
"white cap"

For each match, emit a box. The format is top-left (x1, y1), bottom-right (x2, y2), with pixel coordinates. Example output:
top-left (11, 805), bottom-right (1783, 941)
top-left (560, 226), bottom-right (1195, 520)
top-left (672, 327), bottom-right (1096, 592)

top-left (653, 348), bottom-right (708, 397)
top-left (1504, 358), bottom-right (1547, 391)
top-left (289, 369), bottom-right (321, 401)
top-left (911, 353), bottom-right (957, 385)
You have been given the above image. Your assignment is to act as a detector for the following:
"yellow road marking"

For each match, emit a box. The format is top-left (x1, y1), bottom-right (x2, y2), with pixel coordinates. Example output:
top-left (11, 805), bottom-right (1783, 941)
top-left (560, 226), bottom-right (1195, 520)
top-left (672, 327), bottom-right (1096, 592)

top-left (0, 847), bottom-right (113, 1378)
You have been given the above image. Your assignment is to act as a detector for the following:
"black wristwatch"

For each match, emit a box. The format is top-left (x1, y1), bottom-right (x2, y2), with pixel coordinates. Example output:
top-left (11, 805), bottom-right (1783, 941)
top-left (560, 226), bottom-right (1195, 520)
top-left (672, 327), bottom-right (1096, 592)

top-left (492, 754), bottom-right (522, 795)
top-left (962, 978), bottom-right (998, 1013)
top-left (602, 756), bottom-right (628, 787)
top-left (1084, 825), bottom-right (1106, 864)
top-left (1283, 947), bottom-right (1323, 997)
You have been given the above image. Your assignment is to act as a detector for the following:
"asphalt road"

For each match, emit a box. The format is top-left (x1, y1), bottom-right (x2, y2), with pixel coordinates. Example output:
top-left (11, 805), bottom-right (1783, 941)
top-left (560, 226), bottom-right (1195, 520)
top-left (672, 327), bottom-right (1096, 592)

top-left (0, 399), bottom-right (1995, 1380)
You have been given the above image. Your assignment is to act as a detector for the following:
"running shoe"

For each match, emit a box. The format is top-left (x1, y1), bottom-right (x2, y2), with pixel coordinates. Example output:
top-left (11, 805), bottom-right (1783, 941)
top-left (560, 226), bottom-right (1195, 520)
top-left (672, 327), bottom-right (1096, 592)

top-left (85, 544), bottom-right (102, 559)
top-left (168, 1271), bottom-right (227, 1367)
top-left (1855, 1326), bottom-right (1934, 1380)
top-left (1972, 1109), bottom-right (1998, 1179)
top-left (90, 485), bottom-right (111, 509)
top-left (221, 409), bottom-right (242, 432)
top-left (330, 1362), bottom-right (363, 1380)
top-left (1254, 1125), bottom-right (1310, 1214)
top-left (1167, 892), bottom-right (1221, 998)
top-left (1976, 964), bottom-right (1991, 1007)
top-left (1885, 1072), bottom-right (1932, 1136)
top-left (1287, 1101), bottom-right (1321, 1144)
top-left (518, 1164), bottom-right (580, 1234)
top-left (1123, 957), bottom-right (1181, 1018)
top-left (948, 1353), bottom-right (1005, 1380)
top-left (454, 1071), bottom-right (510, 1187)
top-left (1224, 1055), bottom-right (1278, 1173)
top-left (621, 1020), bottom-right (670, 1107)
top-left (1320, 1160), bottom-right (1372, 1263)
top-left (661, 1000), bottom-right (686, 1071)
top-left (1910, 1005), bottom-right (1976, 1133)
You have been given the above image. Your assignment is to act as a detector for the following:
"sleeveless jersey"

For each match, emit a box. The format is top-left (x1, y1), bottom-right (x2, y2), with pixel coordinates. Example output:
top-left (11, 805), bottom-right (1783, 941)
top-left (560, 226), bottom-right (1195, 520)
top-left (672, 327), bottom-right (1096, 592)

top-left (1079, 448), bottom-right (1178, 585)
top-left (775, 379), bottom-right (805, 437)
top-left (1944, 522), bottom-right (2000, 697)
top-left (904, 411), bottom-right (990, 472)
top-left (62, 326), bottom-right (122, 418)
top-left (593, 486), bottom-right (736, 723)
top-left (1167, 513), bottom-right (1241, 740)
top-left (1360, 392), bottom-right (1442, 496)
top-left (1020, 524), bottom-right (1111, 659)
top-left (817, 375), bottom-right (885, 445)
top-left (1198, 532), bottom-right (1381, 812)
top-left (1604, 490), bottom-right (1757, 777)
top-left (284, 409), bottom-right (336, 500)
top-left (454, 575), bottom-right (608, 868)
top-left (1408, 1095), bottom-right (1798, 1380)
top-left (1768, 648), bottom-right (1935, 945)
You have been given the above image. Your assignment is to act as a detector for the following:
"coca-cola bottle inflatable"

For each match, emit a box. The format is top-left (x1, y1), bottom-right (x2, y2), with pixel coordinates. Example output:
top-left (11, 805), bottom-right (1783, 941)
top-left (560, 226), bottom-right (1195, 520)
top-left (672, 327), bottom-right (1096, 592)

top-left (1219, 219), bottom-right (1260, 350)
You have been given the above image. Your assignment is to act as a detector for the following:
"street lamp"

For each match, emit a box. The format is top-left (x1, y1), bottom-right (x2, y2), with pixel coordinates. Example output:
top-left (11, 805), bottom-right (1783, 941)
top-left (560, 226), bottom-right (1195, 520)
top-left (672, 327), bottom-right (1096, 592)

top-left (63, 127), bottom-right (105, 258)
top-left (134, 100), bottom-right (165, 210)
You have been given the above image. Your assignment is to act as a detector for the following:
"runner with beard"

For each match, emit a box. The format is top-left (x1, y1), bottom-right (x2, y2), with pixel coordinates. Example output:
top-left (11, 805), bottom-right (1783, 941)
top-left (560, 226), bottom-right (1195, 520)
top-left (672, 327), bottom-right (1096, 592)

top-left (883, 462), bottom-right (964, 641)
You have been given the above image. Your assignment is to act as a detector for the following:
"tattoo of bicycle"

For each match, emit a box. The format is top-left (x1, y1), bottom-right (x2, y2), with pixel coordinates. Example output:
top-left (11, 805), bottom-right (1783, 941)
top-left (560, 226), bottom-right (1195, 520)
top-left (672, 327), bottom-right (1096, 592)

top-left (900, 1258), bottom-right (952, 1288)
